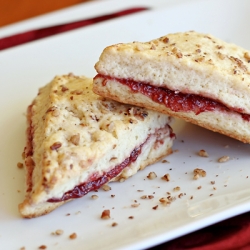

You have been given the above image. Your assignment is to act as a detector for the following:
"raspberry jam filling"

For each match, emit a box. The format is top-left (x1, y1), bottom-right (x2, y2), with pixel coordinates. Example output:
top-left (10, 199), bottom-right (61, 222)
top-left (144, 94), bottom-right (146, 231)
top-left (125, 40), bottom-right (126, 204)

top-left (48, 139), bottom-right (147, 202)
top-left (95, 74), bottom-right (250, 122)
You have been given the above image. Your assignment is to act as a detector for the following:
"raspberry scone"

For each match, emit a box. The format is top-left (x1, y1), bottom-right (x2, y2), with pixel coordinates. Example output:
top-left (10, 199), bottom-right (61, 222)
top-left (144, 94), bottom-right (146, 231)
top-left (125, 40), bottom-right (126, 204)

top-left (93, 31), bottom-right (250, 143)
top-left (19, 74), bottom-right (175, 218)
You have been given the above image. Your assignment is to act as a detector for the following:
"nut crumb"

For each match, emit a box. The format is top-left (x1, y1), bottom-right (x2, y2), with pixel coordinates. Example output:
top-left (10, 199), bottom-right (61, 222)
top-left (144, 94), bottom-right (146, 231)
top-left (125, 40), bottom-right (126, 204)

top-left (17, 162), bottom-right (24, 169)
top-left (38, 245), bottom-right (47, 249)
top-left (193, 173), bottom-right (199, 180)
top-left (159, 197), bottom-right (171, 206)
top-left (197, 186), bottom-right (202, 190)
top-left (244, 52), bottom-right (250, 61)
top-left (54, 229), bottom-right (64, 235)
top-left (218, 156), bottom-right (230, 163)
top-left (61, 85), bottom-right (69, 92)
top-left (178, 193), bottom-right (184, 198)
top-left (161, 173), bottom-right (170, 181)
top-left (20, 247), bottom-right (25, 250)
top-left (161, 159), bottom-right (169, 163)
top-left (173, 186), bottom-right (180, 192)
top-left (159, 197), bottom-right (170, 204)
top-left (91, 195), bottom-right (98, 200)
top-left (152, 205), bottom-right (158, 210)
top-left (162, 37), bottom-right (169, 43)
top-left (50, 142), bottom-right (62, 150)
top-left (210, 181), bottom-right (215, 185)
top-left (176, 52), bottom-right (183, 58)
top-left (198, 149), bottom-right (209, 157)
top-left (101, 209), bottom-right (110, 219)
top-left (147, 172), bottom-right (157, 180)
top-left (128, 216), bottom-right (134, 219)
top-left (70, 134), bottom-right (80, 145)
top-left (193, 168), bottom-right (206, 179)
top-left (102, 184), bottom-right (111, 191)
top-left (190, 196), bottom-right (193, 200)
top-left (131, 203), bottom-right (140, 208)
top-left (111, 222), bottom-right (118, 227)
top-left (69, 233), bottom-right (77, 239)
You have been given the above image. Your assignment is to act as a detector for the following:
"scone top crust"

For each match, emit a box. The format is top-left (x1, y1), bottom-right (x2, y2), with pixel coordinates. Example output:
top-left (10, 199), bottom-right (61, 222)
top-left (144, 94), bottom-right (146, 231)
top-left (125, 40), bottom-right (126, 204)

top-left (95, 31), bottom-right (250, 114)
top-left (29, 74), bottom-right (171, 203)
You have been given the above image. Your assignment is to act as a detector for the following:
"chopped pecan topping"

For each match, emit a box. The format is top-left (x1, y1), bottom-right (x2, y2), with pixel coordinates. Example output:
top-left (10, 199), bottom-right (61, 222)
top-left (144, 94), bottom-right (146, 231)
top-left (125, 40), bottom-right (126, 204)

top-left (147, 172), bottom-right (157, 180)
top-left (161, 173), bottom-right (170, 181)
top-left (193, 168), bottom-right (206, 179)
top-left (61, 85), bottom-right (69, 92)
top-left (173, 186), bottom-right (180, 191)
top-left (70, 134), bottom-right (80, 146)
top-left (198, 149), bottom-right (209, 157)
top-left (244, 52), bottom-right (250, 62)
top-left (50, 142), bottom-right (62, 150)
top-left (69, 233), bottom-right (77, 239)
top-left (162, 37), bottom-right (169, 43)
top-left (218, 156), bottom-right (230, 163)
top-left (230, 56), bottom-right (247, 71)
top-left (101, 210), bottom-right (110, 219)
top-left (17, 162), bottom-right (24, 169)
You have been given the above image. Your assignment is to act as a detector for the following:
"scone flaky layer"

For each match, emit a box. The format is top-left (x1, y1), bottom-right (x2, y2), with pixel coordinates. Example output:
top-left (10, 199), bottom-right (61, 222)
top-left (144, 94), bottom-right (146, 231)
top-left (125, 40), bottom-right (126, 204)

top-left (19, 74), bottom-right (174, 218)
top-left (94, 31), bottom-right (250, 143)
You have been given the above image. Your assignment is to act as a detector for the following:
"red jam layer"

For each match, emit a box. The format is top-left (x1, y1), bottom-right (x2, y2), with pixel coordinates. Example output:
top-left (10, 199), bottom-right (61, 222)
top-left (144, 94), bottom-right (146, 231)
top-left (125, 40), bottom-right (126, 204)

top-left (48, 140), bottom-right (146, 202)
top-left (95, 74), bottom-right (250, 122)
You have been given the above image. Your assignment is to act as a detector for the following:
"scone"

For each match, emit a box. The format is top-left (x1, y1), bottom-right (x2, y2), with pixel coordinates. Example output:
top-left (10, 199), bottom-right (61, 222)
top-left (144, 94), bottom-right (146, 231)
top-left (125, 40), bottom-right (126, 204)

top-left (93, 31), bottom-right (250, 143)
top-left (19, 74), bottom-right (175, 218)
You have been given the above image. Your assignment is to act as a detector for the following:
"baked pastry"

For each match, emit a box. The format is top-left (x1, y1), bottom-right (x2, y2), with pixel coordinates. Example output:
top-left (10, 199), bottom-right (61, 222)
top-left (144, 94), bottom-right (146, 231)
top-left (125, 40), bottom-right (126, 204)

top-left (19, 74), bottom-right (175, 218)
top-left (93, 31), bottom-right (250, 143)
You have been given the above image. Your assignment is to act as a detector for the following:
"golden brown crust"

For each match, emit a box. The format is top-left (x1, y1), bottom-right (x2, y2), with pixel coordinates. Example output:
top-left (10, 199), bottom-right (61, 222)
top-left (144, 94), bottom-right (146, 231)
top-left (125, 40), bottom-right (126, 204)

top-left (18, 199), bottom-right (68, 218)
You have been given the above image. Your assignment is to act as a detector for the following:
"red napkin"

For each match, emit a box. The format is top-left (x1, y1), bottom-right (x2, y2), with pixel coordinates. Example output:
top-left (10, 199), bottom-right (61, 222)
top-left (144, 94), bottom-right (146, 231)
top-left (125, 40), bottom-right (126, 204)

top-left (149, 211), bottom-right (250, 250)
top-left (0, 7), bottom-right (148, 51)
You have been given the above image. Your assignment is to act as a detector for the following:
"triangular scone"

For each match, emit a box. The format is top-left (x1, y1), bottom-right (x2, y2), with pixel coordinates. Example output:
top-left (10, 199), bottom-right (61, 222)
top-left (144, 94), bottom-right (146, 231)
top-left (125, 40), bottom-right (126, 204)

top-left (19, 74), bottom-right (174, 218)
top-left (93, 31), bottom-right (250, 143)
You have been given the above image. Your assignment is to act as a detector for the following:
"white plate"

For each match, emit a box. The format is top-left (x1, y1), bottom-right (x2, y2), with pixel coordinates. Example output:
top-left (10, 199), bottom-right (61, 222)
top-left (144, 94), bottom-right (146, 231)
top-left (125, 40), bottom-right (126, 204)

top-left (1, 0), bottom-right (250, 249)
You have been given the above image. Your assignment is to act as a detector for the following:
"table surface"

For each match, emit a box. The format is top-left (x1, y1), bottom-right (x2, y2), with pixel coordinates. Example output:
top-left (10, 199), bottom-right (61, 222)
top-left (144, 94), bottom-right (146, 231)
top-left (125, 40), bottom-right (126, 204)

top-left (0, 0), bottom-right (92, 27)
